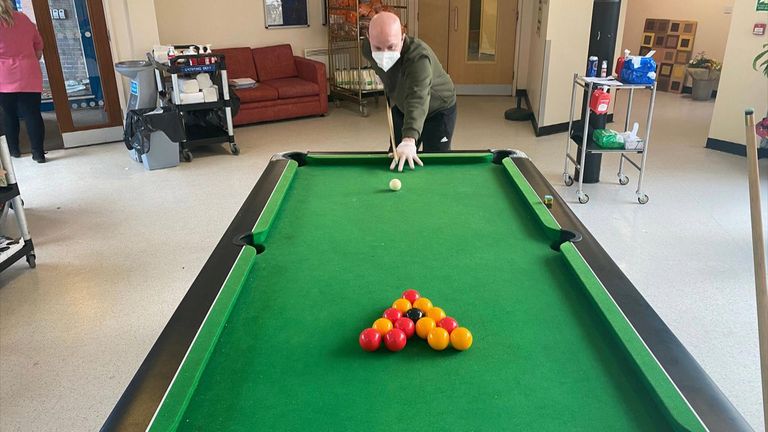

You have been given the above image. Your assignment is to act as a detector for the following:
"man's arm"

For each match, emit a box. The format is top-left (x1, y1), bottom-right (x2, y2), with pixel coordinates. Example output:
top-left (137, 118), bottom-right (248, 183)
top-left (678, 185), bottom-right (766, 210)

top-left (400, 55), bottom-right (432, 142)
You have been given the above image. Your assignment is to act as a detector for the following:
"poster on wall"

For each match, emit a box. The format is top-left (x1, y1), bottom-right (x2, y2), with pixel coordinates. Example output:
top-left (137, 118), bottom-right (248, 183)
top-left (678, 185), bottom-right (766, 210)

top-left (758, 0), bottom-right (768, 12)
top-left (265, 0), bottom-right (310, 28)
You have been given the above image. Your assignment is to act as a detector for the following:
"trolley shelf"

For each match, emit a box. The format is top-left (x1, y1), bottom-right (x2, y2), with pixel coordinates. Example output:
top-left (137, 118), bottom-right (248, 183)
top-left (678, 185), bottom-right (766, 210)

top-left (184, 124), bottom-right (230, 146)
top-left (169, 101), bottom-right (226, 112)
top-left (0, 184), bottom-right (20, 205)
top-left (0, 241), bottom-right (34, 273)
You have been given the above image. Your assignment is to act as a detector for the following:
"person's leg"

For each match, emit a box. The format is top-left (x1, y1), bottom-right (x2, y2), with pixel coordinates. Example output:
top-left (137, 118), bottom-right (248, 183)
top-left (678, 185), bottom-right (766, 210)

top-left (0, 93), bottom-right (22, 156)
top-left (419, 103), bottom-right (457, 152)
top-left (390, 103), bottom-right (404, 151)
top-left (16, 92), bottom-right (45, 160)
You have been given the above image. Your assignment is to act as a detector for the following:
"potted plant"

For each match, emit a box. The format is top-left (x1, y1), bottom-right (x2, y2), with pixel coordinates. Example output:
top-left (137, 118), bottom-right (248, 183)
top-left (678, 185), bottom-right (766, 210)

top-left (686, 52), bottom-right (722, 101)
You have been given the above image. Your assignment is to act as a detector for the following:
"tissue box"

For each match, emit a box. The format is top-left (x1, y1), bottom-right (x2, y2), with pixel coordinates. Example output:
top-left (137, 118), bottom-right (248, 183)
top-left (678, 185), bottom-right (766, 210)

top-left (202, 86), bottom-right (218, 103)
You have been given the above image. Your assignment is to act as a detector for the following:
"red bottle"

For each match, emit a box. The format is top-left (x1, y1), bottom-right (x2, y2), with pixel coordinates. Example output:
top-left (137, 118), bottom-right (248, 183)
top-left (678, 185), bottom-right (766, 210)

top-left (589, 87), bottom-right (611, 115)
top-left (615, 56), bottom-right (625, 77)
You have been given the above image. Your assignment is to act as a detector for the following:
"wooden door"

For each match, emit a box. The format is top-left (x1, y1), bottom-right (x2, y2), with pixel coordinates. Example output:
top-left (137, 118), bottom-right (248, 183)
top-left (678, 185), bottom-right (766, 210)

top-left (417, 0), bottom-right (450, 68)
top-left (447, 0), bottom-right (516, 87)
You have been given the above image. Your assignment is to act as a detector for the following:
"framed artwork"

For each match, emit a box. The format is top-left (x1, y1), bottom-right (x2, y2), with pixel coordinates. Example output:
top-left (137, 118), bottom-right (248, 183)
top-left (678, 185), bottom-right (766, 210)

top-left (641, 18), bottom-right (697, 93)
top-left (678, 36), bottom-right (693, 51)
top-left (642, 33), bottom-right (654, 47)
top-left (265, 0), bottom-right (310, 28)
top-left (665, 34), bottom-right (679, 49)
top-left (675, 51), bottom-right (691, 64)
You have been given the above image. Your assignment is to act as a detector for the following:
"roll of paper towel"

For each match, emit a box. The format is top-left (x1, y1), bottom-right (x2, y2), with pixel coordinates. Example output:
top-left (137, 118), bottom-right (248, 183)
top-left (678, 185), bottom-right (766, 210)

top-left (202, 86), bottom-right (218, 103)
top-left (179, 92), bottom-right (205, 104)
top-left (196, 73), bottom-right (214, 89)
top-left (178, 78), bottom-right (200, 94)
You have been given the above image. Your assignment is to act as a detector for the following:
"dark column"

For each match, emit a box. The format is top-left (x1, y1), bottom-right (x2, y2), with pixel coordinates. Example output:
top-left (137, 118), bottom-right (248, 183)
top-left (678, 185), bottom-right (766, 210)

top-left (574, 0), bottom-right (622, 183)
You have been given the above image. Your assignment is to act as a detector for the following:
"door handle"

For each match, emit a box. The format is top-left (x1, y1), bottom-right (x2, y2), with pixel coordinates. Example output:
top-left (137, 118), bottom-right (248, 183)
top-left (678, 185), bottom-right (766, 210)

top-left (453, 7), bottom-right (458, 31)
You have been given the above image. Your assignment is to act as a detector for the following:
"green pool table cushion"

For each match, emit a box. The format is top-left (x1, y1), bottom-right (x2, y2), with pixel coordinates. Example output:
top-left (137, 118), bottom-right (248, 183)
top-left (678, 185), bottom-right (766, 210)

top-left (104, 151), bottom-right (751, 432)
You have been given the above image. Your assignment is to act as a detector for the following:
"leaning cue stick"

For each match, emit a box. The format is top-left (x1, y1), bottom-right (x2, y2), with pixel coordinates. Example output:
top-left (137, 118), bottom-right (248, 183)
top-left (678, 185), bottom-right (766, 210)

top-left (745, 108), bottom-right (768, 430)
top-left (385, 94), bottom-right (399, 165)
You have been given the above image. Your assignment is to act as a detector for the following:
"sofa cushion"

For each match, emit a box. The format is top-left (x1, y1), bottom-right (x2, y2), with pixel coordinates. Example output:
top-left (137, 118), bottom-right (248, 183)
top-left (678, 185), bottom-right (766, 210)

top-left (262, 78), bottom-right (320, 99)
top-left (213, 47), bottom-right (258, 81)
top-left (235, 84), bottom-right (278, 103)
top-left (252, 44), bottom-right (298, 81)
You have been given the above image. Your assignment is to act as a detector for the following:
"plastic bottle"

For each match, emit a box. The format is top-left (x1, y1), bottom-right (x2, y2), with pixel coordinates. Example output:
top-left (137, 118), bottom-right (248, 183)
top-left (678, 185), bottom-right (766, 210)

top-left (589, 86), bottom-right (611, 115)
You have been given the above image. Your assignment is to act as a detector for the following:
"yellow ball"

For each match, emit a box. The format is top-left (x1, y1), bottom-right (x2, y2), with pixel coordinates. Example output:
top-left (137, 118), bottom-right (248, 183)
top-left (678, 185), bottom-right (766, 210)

top-left (372, 318), bottom-right (393, 336)
top-left (392, 298), bottom-right (412, 314)
top-left (427, 327), bottom-right (450, 351)
top-left (412, 297), bottom-right (433, 313)
top-left (415, 317), bottom-right (436, 339)
top-left (450, 327), bottom-right (473, 351)
top-left (427, 307), bottom-right (446, 323)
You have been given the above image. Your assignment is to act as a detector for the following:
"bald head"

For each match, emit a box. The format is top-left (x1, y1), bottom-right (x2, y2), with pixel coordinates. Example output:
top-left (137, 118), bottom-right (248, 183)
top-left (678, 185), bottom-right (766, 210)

top-left (368, 12), bottom-right (404, 52)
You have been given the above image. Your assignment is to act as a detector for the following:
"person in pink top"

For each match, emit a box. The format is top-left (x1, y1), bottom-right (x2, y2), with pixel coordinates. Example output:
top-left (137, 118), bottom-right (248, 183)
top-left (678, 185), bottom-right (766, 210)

top-left (0, 0), bottom-right (46, 163)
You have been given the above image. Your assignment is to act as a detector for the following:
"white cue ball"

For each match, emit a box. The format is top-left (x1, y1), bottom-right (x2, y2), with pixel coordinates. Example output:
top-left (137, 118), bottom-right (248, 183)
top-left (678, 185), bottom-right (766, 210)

top-left (389, 179), bottom-right (402, 191)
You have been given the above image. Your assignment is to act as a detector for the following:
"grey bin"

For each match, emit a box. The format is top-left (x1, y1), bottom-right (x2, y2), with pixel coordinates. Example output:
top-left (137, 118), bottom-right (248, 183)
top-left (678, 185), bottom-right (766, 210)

top-left (141, 131), bottom-right (180, 170)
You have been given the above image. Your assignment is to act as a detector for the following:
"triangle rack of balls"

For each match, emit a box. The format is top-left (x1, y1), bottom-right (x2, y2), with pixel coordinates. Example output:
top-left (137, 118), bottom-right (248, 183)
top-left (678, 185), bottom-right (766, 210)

top-left (358, 289), bottom-right (473, 352)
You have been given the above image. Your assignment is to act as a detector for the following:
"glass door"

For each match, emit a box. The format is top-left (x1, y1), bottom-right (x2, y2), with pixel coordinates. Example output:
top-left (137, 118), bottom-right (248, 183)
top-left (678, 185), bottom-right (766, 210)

top-left (30, 0), bottom-right (122, 147)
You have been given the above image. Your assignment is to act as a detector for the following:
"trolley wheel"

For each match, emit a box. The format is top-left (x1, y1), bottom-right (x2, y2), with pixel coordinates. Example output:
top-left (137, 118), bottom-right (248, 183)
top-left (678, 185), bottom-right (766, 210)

top-left (26, 253), bottom-right (36, 268)
top-left (230, 143), bottom-right (240, 155)
top-left (334, 99), bottom-right (342, 108)
top-left (181, 149), bottom-right (193, 162)
top-left (637, 194), bottom-right (649, 205)
top-left (563, 173), bottom-right (574, 187)
top-left (360, 104), bottom-right (369, 117)
top-left (577, 192), bottom-right (590, 204)
top-left (618, 175), bottom-right (630, 186)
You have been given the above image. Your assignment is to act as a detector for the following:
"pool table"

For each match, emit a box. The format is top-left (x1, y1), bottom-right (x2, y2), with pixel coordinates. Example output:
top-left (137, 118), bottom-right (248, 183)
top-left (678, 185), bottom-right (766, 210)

top-left (103, 151), bottom-right (751, 431)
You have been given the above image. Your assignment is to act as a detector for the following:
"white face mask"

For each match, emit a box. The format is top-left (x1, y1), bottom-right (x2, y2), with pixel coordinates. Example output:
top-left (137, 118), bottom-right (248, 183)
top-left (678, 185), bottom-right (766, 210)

top-left (372, 50), bottom-right (400, 72)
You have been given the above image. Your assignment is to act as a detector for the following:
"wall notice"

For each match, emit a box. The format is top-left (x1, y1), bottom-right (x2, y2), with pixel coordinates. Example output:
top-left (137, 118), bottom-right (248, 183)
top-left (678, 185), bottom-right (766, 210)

top-left (758, 0), bottom-right (768, 12)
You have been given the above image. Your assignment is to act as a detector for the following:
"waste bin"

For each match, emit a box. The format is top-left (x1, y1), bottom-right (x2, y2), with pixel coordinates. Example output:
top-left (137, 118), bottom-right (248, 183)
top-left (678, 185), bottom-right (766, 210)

top-left (124, 107), bottom-right (184, 171)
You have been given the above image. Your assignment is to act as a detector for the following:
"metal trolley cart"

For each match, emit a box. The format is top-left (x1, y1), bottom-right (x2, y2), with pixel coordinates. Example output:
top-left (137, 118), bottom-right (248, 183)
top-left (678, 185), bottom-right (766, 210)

top-left (327, 0), bottom-right (409, 117)
top-left (151, 51), bottom-right (238, 162)
top-left (0, 136), bottom-right (35, 272)
top-left (563, 74), bottom-right (657, 204)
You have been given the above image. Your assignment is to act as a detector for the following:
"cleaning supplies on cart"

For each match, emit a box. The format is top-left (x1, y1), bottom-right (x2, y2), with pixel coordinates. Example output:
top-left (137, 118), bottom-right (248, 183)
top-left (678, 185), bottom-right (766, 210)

top-left (620, 51), bottom-right (657, 84)
top-left (196, 73), bottom-right (214, 89)
top-left (589, 87), bottom-right (611, 114)
top-left (179, 92), bottom-right (205, 104)
top-left (592, 123), bottom-right (644, 150)
top-left (202, 86), bottom-right (218, 103)
top-left (622, 122), bottom-right (644, 150)
top-left (615, 49), bottom-right (630, 77)
top-left (593, 129), bottom-right (625, 149)
top-left (178, 78), bottom-right (200, 94)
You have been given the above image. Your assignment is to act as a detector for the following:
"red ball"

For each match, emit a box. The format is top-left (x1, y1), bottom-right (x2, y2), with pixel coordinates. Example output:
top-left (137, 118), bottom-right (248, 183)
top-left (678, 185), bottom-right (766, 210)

top-left (394, 317), bottom-right (415, 339)
top-left (383, 307), bottom-right (402, 323)
top-left (383, 328), bottom-right (407, 352)
top-left (359, 328), bottom-right (382, 352)
top-left (438, 317), bottom-right (459, 334)
top-left (402, 289), bottom-right (420, 304)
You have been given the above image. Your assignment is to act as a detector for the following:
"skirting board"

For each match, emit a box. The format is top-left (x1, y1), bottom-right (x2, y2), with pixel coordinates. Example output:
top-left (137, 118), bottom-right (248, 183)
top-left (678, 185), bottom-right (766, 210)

top-left (518, 89), bottom-right (613, 137)
top-left (706, 137), bottom-right (768, 159)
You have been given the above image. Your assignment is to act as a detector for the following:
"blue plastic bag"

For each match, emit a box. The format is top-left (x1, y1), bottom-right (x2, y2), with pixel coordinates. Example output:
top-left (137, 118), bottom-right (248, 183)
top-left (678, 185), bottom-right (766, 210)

top-left (620, 56), bottom-right (657, 84)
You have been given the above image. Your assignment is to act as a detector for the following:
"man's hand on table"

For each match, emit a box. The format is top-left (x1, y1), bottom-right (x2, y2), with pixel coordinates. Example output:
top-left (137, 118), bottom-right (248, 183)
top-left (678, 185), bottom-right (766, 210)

top-left (390, 138), bottom-right (423, 172)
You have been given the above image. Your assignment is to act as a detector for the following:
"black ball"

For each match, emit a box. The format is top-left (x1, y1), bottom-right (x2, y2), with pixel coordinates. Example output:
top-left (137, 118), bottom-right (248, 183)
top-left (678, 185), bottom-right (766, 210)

top-left (405, 308), bottom-right (424, 323)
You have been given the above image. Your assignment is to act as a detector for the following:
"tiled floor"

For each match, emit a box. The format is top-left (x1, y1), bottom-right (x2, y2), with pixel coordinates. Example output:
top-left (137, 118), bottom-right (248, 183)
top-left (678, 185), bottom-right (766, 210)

top-left (0, 93), bottom-right (766, 431)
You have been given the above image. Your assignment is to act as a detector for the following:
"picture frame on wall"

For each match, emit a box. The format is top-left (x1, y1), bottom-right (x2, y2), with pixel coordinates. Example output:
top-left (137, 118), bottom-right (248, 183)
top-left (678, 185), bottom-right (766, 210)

top-left (265, 0), bottom-right (310, 28)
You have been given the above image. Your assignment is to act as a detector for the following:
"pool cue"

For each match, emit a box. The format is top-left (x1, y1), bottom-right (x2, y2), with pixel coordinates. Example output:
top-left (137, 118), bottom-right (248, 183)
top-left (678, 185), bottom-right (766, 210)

top-left (745, 108), bottom-right (768, 430)
top-left (385, 94), bottom-right (398, 165)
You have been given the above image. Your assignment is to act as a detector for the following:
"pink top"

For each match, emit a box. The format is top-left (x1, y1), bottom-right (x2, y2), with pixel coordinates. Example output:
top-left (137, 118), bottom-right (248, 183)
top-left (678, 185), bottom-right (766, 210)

top-left (0, 11), bottom-right (44, 93)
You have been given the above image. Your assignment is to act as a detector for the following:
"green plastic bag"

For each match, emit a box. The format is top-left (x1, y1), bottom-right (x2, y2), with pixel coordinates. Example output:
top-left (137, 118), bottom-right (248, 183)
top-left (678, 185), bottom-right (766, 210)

top-left (592, 129), bottom-right (625, 149)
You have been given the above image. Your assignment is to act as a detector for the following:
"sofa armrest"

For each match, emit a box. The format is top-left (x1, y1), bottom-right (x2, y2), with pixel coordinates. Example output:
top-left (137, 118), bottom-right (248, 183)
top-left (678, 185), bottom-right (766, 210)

top-left (294, 56), bottom-right (327, 86)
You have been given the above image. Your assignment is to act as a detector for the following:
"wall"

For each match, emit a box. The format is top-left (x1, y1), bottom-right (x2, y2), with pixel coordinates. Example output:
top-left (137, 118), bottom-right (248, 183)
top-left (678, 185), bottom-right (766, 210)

top-left (622, 0), bottom-right (734, 85)
top-left (102, 0), bottom-right (160, 111)
top-left (519, 0), bottom-right (594, 128)
top-left (153, 0), bottom-right (328, 55)
top-left (708, 1), bottom-right (768, 147)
